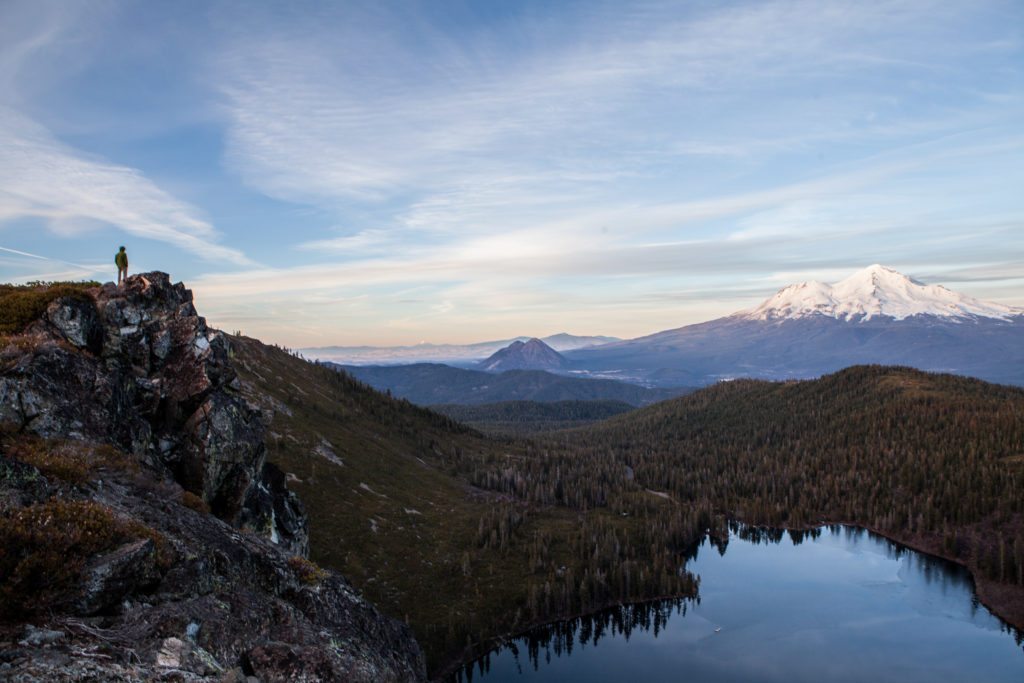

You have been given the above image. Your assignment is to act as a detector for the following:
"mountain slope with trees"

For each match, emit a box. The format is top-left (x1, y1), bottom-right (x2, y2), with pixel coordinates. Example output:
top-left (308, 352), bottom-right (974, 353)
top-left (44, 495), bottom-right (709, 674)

top-left (242, 339), bottom-right (1024, 674)
top-left (467, 366), bottom-right (1024, 630)
top-left (233, 337), bottom-right (700, 677)
top-left (432, 400), bottom-right (636, 436)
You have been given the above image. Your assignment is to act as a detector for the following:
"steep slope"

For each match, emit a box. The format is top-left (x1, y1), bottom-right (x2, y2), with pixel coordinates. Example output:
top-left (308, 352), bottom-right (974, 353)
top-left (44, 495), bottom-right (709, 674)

top-left (333, 362), bottom-right (689, 405)
top-left (0, 274), bottom-right (424, 681)
top-left (478, 338), bottom-right (568, 372)
top-left (0, 276), bottom-right (693, 680)
top-left (231, 337), bottom-right (699, 677)
top-left (568, 266), bottom-right (1024, 386)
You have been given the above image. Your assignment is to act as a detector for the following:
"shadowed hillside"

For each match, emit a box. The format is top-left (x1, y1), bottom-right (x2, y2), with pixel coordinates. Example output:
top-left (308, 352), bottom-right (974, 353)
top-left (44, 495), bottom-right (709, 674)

top-left (334, 362), bottom-right (688, 406)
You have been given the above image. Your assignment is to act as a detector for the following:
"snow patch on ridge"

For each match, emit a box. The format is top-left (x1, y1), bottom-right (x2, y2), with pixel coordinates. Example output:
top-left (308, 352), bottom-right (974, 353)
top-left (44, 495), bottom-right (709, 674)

top-left (742, 264), bottom-right (1022, 322)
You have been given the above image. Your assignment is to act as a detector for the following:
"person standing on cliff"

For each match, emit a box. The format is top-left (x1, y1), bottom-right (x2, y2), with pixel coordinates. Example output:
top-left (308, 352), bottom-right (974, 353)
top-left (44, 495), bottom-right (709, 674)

top-left (115, 246), bottom-right (129, 286)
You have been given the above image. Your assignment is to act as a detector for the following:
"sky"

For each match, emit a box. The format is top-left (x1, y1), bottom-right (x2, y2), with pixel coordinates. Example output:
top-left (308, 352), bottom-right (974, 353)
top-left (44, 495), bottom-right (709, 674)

top-left (1, 0), bottom-right (1022, 347)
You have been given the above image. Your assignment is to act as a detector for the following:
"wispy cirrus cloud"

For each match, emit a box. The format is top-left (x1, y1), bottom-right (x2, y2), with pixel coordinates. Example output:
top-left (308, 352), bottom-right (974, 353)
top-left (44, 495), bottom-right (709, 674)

top-left (212, 1), bottom-right (1023, 262)
top-left (0, 108), bottom-right (254, 265)
top-left (0, 2), bottom-right (252, 267)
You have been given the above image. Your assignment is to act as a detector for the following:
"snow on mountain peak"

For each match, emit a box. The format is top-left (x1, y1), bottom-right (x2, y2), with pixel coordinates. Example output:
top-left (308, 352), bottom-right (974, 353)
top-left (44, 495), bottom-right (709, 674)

top-left (742, 265), bottom-right (1022, 322)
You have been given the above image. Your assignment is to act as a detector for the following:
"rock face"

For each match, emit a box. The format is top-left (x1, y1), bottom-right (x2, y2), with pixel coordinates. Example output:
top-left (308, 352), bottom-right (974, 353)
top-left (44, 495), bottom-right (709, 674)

top-left (0, 273), bottom-right (427, 681)
top-left (0, 272), bottom-right (302, 551)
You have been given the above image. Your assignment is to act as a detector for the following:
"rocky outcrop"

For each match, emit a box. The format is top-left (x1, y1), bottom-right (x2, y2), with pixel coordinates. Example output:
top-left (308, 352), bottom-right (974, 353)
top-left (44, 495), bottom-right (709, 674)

top-left (0, 274), bottom-right (426, 681)
top-left (0, 272), bottom-right (303, 553)
top-left (0, 451), bottom-right (425, 680)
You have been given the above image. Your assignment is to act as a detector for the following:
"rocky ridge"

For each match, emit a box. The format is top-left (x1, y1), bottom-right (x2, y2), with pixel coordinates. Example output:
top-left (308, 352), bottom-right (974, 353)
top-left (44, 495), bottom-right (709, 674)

top-left (0, 273), bottom-right (426, 681)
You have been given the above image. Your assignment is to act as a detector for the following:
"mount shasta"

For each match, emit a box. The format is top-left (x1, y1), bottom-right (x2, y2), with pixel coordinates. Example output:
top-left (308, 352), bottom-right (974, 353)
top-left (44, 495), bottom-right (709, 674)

top-left (566, 265), bottom-right (1024, 387)
top-left (307, 266), bottom-right (1023, 390)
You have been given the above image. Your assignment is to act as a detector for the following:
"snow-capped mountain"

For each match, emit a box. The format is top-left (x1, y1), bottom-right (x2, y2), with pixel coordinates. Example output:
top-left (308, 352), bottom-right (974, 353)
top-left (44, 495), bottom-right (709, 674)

top-left (566, 265), bottom-right (1024, 387)
top-left (744, 264), bottom-right (1021, 322)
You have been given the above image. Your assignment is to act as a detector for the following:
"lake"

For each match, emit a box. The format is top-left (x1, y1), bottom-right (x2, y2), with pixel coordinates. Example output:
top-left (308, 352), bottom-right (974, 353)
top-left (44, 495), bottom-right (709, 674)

top-left (457, 525), bottom-right (1024, 683)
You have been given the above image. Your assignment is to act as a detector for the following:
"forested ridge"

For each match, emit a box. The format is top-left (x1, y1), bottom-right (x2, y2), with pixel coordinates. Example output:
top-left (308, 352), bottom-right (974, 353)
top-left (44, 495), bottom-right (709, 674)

top-left (450, 365), bottom-right (1024, 631)
top-left (431, 399), bottom-right (636, 436)
top-left (335, 362), bottom-right (687, 406)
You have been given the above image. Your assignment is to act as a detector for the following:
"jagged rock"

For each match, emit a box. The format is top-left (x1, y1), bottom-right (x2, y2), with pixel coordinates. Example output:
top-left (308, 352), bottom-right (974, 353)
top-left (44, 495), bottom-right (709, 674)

top-left (0, 272), bottom-right (289, 544)
top-left (180, 392), bottom-right (265, 522)
top-left (75, 539), bottom-right (161, 616)
top-left (239, 462), bottom-right (309, 556)
top-left (43, 296), bottom-right (102, 353)
top-left (0, 273), bottom-right (427, 682)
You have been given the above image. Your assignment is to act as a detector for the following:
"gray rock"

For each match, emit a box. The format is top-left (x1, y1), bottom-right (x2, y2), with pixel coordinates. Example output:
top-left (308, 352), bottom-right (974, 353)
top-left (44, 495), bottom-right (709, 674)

top-left (44, 295), bottom-right (102, 353)
top-left (76, 539), bottom-right (161, 615)
top-left (18, 625), bottom-right (66, 647)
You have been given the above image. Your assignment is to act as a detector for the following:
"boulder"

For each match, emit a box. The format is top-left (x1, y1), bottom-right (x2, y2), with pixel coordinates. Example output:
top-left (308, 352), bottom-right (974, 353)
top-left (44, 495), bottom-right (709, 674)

top-left (75, 539), bottom-right (161, 616)
top-left (44, 296), bottom-right (102, 354)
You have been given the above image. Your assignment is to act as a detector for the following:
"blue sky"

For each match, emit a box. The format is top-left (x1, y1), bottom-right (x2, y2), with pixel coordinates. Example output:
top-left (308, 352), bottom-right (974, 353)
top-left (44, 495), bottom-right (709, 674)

top-left (1, 0), bottom-right (1022, 346)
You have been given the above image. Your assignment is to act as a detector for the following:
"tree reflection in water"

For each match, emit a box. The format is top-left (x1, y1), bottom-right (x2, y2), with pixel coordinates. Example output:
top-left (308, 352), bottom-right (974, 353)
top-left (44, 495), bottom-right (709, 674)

top-left (452, 524), bottom-right (1024, 683)
top-left (452, 597), bottom-right (691, 683)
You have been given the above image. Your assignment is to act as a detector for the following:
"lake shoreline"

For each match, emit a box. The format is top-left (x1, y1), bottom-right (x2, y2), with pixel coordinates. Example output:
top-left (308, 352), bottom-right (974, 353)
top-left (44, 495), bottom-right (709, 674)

top-left (435, 519), bottom-right (1024, 682)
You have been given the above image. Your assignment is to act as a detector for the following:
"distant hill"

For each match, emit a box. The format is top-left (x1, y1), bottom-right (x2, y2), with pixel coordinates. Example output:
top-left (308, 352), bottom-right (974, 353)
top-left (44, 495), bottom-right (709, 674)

top-left (301, 332), bottom-right (618, 365)
top-left (478, 338), bottom-right (568, 372)
top-left (331, 362), bottom-right (689, 406)
top-left (567, 265), bottom-right (1024, 387)
top-left (432, 399), bottom-right (635, 436)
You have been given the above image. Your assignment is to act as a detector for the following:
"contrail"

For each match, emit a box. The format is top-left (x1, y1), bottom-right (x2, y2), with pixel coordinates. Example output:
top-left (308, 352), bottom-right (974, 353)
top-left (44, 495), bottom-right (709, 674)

top-left (0, 245), bottom-right (96, 271)
top-left (0, 246), bottom-right (47, 260)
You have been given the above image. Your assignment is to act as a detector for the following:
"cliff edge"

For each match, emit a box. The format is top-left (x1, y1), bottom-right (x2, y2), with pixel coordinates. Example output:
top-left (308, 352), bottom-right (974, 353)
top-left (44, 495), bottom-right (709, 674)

top-left (0, 273), bottom-right (426, 681)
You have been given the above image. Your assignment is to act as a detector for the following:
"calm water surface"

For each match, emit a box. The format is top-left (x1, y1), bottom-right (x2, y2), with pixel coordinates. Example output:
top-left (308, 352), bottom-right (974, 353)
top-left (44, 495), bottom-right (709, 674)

top-left (461, 525), bottom-right (1024, 683)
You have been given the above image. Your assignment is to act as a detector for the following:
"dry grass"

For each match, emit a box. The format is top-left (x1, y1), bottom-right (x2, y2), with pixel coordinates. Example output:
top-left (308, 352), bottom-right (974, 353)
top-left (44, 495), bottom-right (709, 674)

top-left (0, 282), bottom-right (98, 335)
top-left (4, 433), bottom-right (138, 485)
top-left (288, 556), bottom-right (330, 585)
top-left (180, 490), bottom-right (211, 514)
top-left (0, 499), bottom-right (171, 617)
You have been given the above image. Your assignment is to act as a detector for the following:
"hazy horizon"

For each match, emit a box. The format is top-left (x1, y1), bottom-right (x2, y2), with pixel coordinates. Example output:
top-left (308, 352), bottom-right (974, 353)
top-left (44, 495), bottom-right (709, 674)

top-left (1, 1), bottom-right (1023, 347)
